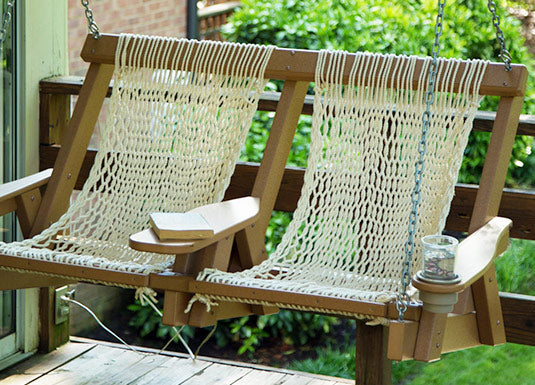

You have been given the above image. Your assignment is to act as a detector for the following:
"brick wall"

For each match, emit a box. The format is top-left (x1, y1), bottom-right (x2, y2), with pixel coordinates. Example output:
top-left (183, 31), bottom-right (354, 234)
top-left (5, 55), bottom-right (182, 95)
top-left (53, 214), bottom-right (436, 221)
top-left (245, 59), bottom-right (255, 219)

top-left (68, 0), bottom-right (187, 76)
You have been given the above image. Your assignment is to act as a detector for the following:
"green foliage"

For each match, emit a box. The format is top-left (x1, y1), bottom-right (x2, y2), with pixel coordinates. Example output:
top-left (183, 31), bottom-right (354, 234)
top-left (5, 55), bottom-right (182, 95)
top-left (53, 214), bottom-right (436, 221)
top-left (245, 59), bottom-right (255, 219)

top-left (289, 343), bottom-right (535, 384)
top-left (226, 0), bottom-right (535, 186)
top-left (128, 299), bottom-right (339, 355)
top-left (496, 238), bottom-right (535, 295)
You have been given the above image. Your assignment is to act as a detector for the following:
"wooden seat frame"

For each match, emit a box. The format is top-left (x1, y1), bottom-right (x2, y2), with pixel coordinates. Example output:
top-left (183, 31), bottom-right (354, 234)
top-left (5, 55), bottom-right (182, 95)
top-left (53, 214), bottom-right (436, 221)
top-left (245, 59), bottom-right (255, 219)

top-left (0, 34), bottom-right (528, 367)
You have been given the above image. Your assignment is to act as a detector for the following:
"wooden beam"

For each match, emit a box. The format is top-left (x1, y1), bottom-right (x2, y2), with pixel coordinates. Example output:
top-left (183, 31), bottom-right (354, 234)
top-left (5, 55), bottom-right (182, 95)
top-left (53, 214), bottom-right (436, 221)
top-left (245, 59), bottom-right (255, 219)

top-left (501, 292), bottom-right (535, 346)
top-left (40, 77), bottom-right (535, 136)
top-left (31, 63), bottom-right (114, 236)
top-left (80, 34), bottom-right (527, 96)
top-left (356, 323), bottom-right (392, 385)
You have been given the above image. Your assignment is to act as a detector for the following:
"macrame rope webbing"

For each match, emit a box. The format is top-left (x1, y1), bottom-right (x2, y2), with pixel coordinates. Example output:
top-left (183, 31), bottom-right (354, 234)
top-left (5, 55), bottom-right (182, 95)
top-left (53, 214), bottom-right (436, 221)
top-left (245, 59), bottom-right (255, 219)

top-left (0, 34), bottom-right (274, 275)
top-left (199, 50), bottom-right (488, 309)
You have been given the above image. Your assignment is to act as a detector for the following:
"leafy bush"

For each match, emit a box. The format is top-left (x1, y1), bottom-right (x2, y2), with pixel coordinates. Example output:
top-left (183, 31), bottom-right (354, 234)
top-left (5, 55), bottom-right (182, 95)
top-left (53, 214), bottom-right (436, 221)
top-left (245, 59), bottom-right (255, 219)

top-left (128, 299), bottom-right (340, 355)
top-left (226, 0), bottom-right (535, 186)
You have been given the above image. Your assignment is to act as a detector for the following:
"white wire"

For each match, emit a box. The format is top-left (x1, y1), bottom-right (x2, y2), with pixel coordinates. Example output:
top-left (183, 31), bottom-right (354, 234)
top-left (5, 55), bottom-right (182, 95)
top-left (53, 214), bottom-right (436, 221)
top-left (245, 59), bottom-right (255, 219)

top-left (61, 295), bottom-right (143, 355)
top-left (140, 293), bottom-right (196, 360)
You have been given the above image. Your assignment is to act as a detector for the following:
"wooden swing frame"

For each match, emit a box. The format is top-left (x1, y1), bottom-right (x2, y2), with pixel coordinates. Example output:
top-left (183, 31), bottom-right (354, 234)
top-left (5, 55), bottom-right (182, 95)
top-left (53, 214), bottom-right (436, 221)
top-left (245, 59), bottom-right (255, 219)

top-left (0, 34), bottom-right (528, 367)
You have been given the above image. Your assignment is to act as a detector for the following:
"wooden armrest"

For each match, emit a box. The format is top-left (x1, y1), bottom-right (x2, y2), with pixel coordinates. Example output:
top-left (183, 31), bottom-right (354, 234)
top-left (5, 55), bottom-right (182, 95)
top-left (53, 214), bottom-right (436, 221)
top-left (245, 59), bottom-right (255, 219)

top-left (129, 196), bottom-right (260, 254)
top-left (0, 169), bottom-right (53, 216)
top-left (413, 216), bottom-right (511, 294)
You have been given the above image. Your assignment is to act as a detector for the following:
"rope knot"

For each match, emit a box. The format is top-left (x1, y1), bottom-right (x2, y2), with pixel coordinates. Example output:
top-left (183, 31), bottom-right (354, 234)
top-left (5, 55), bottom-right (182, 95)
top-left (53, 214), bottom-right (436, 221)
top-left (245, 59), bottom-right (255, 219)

top-left (135, 287), bottom-right (158, 306)
top-left (184, 294), bottom-right (219, 314)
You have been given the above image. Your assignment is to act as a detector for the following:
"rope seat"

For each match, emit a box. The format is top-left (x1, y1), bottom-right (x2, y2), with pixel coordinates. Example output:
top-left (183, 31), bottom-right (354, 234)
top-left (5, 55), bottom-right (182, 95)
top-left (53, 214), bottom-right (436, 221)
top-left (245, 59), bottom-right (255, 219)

top-left (0, 34), bottom-right (274, 275)
top-left (198, 50), bottom-right (488, 308)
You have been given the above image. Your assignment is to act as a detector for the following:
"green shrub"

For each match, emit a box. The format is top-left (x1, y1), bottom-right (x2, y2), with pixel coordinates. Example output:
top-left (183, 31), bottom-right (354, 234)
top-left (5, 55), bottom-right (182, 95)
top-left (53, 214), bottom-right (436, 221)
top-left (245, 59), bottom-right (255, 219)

top-left (128, 299), bottom-right (340, 355)
top-left (227, 0), bottom-right (535, 187)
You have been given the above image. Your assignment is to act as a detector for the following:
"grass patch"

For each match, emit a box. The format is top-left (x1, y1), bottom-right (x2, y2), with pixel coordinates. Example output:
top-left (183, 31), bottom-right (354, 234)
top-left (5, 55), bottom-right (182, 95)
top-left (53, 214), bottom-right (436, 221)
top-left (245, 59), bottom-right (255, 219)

top-left (289, 344), bottom-right (535, 384)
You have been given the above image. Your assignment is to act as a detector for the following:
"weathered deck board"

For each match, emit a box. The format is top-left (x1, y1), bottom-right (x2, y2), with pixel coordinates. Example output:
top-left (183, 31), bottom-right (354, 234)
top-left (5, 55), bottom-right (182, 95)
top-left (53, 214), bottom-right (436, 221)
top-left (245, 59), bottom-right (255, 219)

top-left (0, 342), bottom-right (95, 385)
top-left (0, 341), bottom-right (353, 385)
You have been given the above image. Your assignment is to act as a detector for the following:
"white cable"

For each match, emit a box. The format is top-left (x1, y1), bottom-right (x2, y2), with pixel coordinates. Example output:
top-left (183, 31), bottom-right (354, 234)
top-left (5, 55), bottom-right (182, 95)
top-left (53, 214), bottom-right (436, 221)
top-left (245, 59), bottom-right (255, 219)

top-left (61, 295), bottom-right (143, 355)
top-left (140, 293), bottom-right (196, 360)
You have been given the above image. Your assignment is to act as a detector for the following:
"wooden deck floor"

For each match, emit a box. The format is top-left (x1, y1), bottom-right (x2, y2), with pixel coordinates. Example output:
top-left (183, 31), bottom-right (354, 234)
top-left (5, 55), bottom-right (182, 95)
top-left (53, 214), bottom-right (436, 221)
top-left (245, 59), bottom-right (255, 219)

top-left (0, 340), bottom-right (353, 385)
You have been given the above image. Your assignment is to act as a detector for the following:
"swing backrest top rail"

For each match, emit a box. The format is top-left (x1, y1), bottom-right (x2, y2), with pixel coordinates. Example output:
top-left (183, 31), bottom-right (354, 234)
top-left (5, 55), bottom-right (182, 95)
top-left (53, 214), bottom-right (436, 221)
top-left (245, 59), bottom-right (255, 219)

top-left (81, 34), bottom-right (527, 96)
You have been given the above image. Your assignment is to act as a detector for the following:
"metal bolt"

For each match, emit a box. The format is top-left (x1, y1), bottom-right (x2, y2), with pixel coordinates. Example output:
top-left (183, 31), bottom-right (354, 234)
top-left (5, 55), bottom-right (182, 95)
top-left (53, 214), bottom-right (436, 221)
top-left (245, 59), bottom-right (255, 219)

top-left (30, 195), bottom-right (35, 201)
top-left (285, 65), bottom-right (290, 71)
top-left (67, 173), bottom-right (72, 179)
top-left (291, 50), bottom-right (295, 56)
top-left (437, 330), bottom-right (441, 335)
top-left (503, 81), bottom-right (508, 86)
top-left (436, 343), bottom-right (440, 348)
top-left (497, 320), bottom-right (501, 325)
top-left (251, 223), bottom-right (255, 228)
top-left (489, 277), bottom-right (493, 282)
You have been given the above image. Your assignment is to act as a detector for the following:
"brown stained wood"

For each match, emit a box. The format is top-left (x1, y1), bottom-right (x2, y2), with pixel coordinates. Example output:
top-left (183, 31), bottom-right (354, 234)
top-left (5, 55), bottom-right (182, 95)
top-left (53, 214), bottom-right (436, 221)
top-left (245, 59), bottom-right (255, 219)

top-left (31, 63), bottom-right (114, 237)
top-left (0, 198), bottom-right (16, 217)
top-left (412, 217), bottom-right (511, 295)
top-left (452, 289), bottom-right (475, 315)
top-left (129, 197), bottom-right (260, 255)
top-left (0, 271), bottom-right (75, 291)
top-left (39, 287), bottom-right (70, 353)
top-left (40, 77), bottom-right (535, 136)
top-left (413, 311), bottom-right (447, 362)
top-left (39, 94), bottom-right (70, 145)
top-left (470, 96), bottom-right (527, 234)
top-left (387, 321), bottom-right (419, 361)
top-left (0, 169), bottom-right (52, 204)
top-left (162, 291), bottom-right (191, 326)
top-left (473, 266), bottom-right (507, 346)
top-left (190, 281), bottom-right (387, 318)
top-left (501, 292), bottom-right (535, 346)
top-left (388, 313), bottom-right (481, 361)
top-left (81, 34), bottom-right (527, 96)
top-left (15, 188), bottom-right (42, 238)
top-left (468, 94), bottom-right (526, 347)
top-left (0, 253), bottom-right (149, 287)
top-left (441, 313), bottom-right (481, 353)
top-left (236, 81), bottom-right (309, 269)
top-left (355, 323), bottom-right (392, 385)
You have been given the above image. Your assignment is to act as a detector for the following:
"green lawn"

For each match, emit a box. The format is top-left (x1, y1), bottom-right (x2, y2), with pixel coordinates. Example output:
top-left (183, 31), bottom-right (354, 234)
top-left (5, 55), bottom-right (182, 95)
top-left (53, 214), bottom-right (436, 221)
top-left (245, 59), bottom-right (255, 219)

top-left (288, 238), bottom-right (535, 384)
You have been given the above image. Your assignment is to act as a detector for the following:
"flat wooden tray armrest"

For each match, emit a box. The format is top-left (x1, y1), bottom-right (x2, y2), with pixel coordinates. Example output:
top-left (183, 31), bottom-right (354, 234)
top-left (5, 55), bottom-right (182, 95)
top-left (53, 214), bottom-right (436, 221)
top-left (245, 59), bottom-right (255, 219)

top-left (413, 216), bottom-right (511, 294)
top-left (0, 169), bottom-right (53, 216)
top-left (129, 196), bottom-right (260, 254)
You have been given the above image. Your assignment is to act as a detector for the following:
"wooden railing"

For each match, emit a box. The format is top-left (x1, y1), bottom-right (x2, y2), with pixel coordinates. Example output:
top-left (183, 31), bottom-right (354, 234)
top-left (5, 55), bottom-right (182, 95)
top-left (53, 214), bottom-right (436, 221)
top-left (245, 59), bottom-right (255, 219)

top-left (38, 75), bottom-right (535, 346)
top-left (197, 1), bottom-right (241, 40)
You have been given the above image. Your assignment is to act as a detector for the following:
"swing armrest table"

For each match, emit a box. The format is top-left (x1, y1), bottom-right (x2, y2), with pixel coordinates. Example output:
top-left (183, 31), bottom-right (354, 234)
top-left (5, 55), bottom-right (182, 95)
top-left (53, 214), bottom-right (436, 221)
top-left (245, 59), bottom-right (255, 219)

top-left (412, 216), bottom-right (511, 295)
top-left (0, 169), bottom-right (53, 216)
top-left (129, 196), bottom-right (260, 255)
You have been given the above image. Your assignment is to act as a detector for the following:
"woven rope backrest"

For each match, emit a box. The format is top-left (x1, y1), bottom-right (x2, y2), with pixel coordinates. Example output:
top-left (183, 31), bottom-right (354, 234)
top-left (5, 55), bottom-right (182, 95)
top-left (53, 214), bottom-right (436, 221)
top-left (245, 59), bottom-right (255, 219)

top-left (201, 50), bottom-right (487, 302)
top-left (5, 34), bottom-right (273, 273)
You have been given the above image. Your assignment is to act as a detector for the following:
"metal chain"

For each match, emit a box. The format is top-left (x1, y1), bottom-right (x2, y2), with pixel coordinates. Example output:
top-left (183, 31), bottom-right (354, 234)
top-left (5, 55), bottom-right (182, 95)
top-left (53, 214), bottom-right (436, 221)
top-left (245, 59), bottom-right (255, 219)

top-left (396, 0), bottom-right (446, 321)
top-left (487, 0), bottom-right (512, 71)
top-left (0, 0), bottom-right (15, 56)
top-left (80, 0), bottom-right (101, 39)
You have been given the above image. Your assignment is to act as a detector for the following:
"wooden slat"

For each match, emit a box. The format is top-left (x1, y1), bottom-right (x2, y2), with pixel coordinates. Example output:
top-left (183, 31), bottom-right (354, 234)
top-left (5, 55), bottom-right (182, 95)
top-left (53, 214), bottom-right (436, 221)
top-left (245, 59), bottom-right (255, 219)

top-left (501, 292), bottom-right (535, 346)
top-left (38, 145), bottom-right (535, 240)
top-left (0, 253), bottom-right (149, 287)
top-left (190, 280), bottom-right (388, 318)
top-left (0, 270), bottom-right (75, 291)
top-left (0, 169), bottom-right (52, 204)
top-left (39, 77), bottom-right (535, 137)
top-left (355, 323), bottom-right (391, 385)
top-left (80, 34), bottom-right (527, 96)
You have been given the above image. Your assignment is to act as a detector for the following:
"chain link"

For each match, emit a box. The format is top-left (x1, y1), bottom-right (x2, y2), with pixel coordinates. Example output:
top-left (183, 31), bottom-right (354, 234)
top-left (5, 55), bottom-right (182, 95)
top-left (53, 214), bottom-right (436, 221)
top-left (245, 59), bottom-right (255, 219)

top-left (0, 0), bottom-right (14, 56)
top-left (81, 0), bottom-right (101, 39)
top-left (396, 0), bottom-right (446, 321)
top-left (487, 0), bottom-right (512, 71)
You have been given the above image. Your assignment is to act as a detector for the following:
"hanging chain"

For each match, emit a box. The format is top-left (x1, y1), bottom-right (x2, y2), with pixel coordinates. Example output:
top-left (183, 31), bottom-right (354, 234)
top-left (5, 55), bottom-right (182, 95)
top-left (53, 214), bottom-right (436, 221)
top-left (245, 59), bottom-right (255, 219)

top-left (81, 0), bottom-right (101, 39)
top-left (0, 0), bottom-right (14, 56)
top-left (396, 0), bottom-right (446, 321)
top-left (487, 0), bottom-right (512, 71)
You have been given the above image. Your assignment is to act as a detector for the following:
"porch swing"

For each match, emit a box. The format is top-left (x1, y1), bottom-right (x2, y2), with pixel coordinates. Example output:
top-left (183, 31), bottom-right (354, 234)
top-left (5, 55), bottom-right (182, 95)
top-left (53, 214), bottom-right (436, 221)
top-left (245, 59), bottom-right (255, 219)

top-left (0, 0), bottom-right (528, 366)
